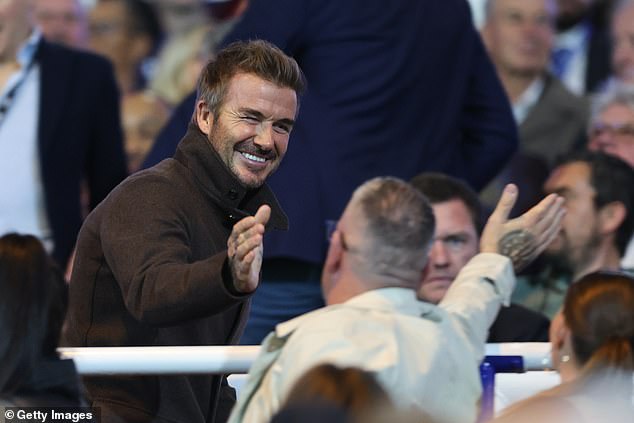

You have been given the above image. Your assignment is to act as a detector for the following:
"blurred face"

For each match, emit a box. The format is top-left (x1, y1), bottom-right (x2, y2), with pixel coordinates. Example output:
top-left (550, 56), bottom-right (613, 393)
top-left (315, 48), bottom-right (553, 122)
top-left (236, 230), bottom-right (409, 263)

top-left (588, 103), bottom-right (634, 167)
top-left (612, 2), bottom-right (634, 84)
top-left (203, 73), bottom-right (297, 189)
top-left (419, 199), bottom-right (479, 304)
top-left (122, 93), bottom-right (170, 173)
top-left (543, 162), bottom-right (601, 269)
top-left (0, 0), bottom-right (33, 62)
top-left (88, 0), bottom-right (131, 69)
top-left (34, 0), bottom-right (85, 48)
top-left (483, 0), bottom-right (556, 77)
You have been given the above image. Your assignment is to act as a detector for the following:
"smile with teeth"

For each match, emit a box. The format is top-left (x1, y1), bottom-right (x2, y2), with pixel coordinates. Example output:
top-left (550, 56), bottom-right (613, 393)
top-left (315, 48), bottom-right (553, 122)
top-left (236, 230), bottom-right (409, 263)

top-left (241, 152), bottom-right (267, 163)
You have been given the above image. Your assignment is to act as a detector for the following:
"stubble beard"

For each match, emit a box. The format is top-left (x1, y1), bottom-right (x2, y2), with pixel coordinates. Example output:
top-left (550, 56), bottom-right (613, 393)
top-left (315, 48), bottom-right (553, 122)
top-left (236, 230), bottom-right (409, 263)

top-left (546, 229), bottom-right (602, 277)
top-left (210, 124), bottom-right (279, 190)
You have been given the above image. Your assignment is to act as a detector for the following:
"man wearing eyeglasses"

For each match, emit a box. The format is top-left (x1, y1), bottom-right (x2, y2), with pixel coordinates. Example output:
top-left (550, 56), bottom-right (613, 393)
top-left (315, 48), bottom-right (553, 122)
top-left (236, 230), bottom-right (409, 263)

top-left (478, 0), bottom-right (589, 215)
top-left (230, 177), bottom-right (565, 423)
top-left (512, 151), bottom-right (634, 318)
top-left (411, 172), bottom-right (550, 342)
top-left (587, 84), bottom-right (634, 270)
top-left (588, 85), bottom-right (634, 168)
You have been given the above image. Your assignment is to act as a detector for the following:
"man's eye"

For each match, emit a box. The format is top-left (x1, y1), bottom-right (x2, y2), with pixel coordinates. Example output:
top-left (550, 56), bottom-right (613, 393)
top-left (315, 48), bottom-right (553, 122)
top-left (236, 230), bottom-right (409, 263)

top-left (505, 12), bottom-right (523, 24)
top-left (273, 124), bottom-right (291, 134)
top-left (242, 115), bottom-right (259, 123)
top-left (444, 236), bottom-right (467, 248)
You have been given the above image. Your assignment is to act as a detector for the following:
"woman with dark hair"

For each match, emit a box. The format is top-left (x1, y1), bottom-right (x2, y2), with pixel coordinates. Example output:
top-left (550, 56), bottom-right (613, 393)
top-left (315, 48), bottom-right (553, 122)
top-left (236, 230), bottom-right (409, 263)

top-left (0, 233), bottom-right (83, 406)
top-left (270, 364), bottom-right (393, 423)
top-left (493, 271), bottom-right (634, 422)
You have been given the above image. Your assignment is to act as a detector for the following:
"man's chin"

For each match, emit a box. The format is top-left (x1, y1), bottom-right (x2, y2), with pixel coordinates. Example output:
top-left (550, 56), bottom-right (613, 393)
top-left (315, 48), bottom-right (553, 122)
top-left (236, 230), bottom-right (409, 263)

top-left (233, 168), bottom-right (270, 189)
top-left (418, 283), bottom-right (450, 304)
top-left (233, 162), bottom-right (280, 189)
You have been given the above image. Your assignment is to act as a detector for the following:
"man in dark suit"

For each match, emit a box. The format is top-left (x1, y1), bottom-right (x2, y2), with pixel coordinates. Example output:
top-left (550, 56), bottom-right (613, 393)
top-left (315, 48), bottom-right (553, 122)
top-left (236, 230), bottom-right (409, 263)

top-left (480, 0), bottom-right (589, 216)
top-left (144, 0), bottom-right (518, 344)
top-left (411, 172), bottom-right (550, 342)
top-left (0, 0), bottom-right (127, 269)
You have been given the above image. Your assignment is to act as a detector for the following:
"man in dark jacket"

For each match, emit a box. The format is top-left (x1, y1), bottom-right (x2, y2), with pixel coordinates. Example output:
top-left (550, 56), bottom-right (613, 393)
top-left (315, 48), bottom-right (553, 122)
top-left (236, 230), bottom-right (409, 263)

top-left (0, 0), bottom-right (127, 269)
top-left (63, 40), bottom-right (305, 423)
top-left (144, 0), bottom-right (518, 344)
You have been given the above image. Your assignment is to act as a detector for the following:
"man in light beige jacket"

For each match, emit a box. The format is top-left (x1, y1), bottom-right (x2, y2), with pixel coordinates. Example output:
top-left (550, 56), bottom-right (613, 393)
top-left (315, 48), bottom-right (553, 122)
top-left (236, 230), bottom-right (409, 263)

top-left (230, 177), bottom-right (564, 423)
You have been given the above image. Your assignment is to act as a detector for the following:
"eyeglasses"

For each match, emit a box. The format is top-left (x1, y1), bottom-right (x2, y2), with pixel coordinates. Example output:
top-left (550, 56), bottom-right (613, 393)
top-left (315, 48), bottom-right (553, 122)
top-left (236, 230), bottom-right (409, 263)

top-left (588, 122), bottom-right (634, 140)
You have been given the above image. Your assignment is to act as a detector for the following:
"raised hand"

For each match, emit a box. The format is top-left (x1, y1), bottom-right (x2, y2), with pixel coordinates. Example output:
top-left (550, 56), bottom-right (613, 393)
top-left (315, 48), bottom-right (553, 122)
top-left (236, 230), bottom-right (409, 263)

top-left (480, 184), bottom-right (565, 272)
top-left (227, 205), bottom-right (271, 293)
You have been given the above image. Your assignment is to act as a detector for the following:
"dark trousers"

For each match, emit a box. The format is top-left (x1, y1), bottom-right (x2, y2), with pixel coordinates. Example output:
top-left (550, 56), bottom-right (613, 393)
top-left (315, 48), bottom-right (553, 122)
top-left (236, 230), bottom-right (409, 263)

top-left (239, 258), bottom-right (325, 345)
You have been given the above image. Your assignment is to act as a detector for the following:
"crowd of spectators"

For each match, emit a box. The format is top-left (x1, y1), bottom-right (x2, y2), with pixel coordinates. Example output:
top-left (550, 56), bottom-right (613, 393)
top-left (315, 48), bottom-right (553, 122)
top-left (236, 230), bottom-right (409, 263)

top-left (1, 0), bottom-right (633, 422)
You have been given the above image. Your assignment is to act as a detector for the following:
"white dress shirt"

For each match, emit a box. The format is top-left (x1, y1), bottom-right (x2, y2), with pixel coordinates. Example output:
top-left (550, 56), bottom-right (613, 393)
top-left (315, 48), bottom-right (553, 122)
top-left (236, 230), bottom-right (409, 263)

top-left (0, 31), bottom-right (53, 251)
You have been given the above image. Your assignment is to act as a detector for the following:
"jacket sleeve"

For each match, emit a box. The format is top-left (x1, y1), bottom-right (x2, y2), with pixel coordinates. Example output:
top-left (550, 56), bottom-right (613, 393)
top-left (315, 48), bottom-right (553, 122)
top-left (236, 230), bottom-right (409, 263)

top-left (456, 29), bottom-right (518, 191)
top-left (98, 177), bottom-right (249, 326)
top-left (439, 253), bottom-right (515, 360)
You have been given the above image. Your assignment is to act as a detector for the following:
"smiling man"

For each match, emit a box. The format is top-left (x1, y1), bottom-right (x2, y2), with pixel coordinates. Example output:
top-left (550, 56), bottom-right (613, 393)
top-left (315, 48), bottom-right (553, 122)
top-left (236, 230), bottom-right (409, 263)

top-left (63, 40), bottom-right (305, 423)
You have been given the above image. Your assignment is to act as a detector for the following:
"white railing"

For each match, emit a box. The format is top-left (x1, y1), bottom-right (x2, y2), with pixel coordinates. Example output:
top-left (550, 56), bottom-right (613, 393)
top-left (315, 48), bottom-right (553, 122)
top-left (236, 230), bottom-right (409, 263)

top-left (59, 343), bottom-right (551, 375)
top-left (59, 345), bottom-right (261, 375)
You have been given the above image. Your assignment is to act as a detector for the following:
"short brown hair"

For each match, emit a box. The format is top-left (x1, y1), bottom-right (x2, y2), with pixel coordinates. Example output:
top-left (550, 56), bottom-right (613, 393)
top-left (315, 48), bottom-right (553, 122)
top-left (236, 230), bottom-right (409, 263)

top-left (282, 364), bottom-right (392, 419)
top-left (196, 39), bottom-right (305, 120)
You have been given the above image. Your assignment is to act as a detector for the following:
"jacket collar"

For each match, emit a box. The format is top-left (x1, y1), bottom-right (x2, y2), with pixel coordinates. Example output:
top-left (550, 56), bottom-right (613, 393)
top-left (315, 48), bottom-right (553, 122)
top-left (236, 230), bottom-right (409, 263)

top-left (173, 123), bottom-right (288, 231)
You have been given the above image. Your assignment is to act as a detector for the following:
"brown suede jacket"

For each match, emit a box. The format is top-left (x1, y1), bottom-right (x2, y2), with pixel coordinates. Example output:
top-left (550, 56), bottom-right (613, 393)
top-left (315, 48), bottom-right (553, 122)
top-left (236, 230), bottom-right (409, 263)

top-left (63, 124), bottom-right (287, 423)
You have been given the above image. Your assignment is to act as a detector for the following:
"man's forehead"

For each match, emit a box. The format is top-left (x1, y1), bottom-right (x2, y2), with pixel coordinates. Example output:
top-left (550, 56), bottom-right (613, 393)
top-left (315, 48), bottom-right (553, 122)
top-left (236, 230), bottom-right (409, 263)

top-left (546, 161), bottom-right (593, 192)
top-left (224, 72), bottom-right (298, 113)
top-left (491, 0), bottom-right (556, 15)
top-left (431, 199), bottom-right (477, 233)
top-left (598, 103), bottom-right (634, 123)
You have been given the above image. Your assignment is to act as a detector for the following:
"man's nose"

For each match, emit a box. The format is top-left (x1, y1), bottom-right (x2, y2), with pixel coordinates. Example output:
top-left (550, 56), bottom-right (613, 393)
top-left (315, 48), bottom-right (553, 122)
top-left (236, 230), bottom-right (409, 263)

top-left (254, 123), bottom-right (274, 150)
top-left (430, 240), bottom-right (449, 267)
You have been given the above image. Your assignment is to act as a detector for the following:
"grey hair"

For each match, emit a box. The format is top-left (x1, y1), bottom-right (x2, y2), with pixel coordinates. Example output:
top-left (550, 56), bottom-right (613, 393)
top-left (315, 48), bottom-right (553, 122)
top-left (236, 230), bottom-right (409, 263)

top-left (350, 177), bottom-right (435, 287)
top-left (589, 81), bottom-right (634, 129)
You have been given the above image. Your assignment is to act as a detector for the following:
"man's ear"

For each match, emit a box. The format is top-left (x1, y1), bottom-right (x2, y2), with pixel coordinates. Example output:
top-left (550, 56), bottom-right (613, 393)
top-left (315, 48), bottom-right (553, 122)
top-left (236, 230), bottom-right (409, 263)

top-left (323, 231), bottom-right (344, 283)
top-left (195, 100), bottom-right (213, 136)
top-left (598, 201), bottom-right (626, 235)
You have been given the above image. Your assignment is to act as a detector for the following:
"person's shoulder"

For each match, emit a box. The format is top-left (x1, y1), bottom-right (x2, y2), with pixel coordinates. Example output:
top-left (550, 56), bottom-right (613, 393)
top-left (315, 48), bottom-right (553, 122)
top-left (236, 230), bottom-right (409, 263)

top-left (542, 74), bottom-right (589, 116)
top-left (494, 395), bottom-right (582, 423)
top-left (102, 160), bottom-right (187, 205)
